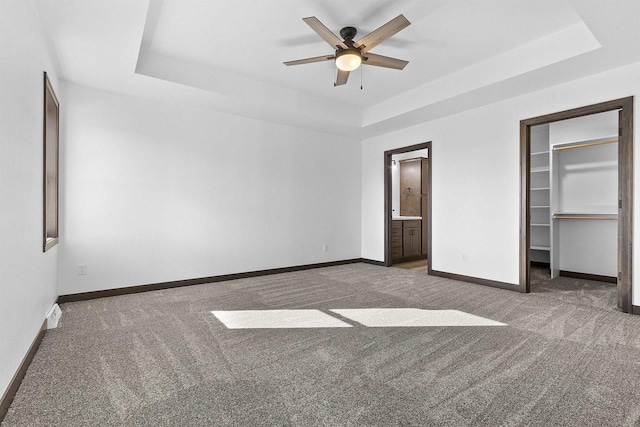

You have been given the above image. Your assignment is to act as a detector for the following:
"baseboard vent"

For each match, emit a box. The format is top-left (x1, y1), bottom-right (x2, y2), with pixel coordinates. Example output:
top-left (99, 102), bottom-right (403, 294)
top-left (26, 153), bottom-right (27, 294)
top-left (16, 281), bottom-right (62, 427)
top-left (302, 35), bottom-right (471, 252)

top-left (46, 303), bottom-right (62, 329)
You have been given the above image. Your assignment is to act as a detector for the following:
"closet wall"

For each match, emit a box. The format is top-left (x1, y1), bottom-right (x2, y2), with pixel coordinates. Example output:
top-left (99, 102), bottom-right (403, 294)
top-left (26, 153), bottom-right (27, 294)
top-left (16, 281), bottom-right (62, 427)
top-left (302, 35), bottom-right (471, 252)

top-left (549, 111), bottom-right (618, 277)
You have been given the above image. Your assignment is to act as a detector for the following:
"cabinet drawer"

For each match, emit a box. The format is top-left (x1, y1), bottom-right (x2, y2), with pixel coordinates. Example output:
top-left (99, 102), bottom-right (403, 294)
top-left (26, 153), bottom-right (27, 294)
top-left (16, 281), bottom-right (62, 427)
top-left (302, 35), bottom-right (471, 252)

top-left (391, 228), bottom-right (402, 237)
top-left (391, 247), bottom-right (403, 260)
top-left (404, 220), bottom-right (421, 228)
top-left (392, 220), bottom-right (403, 229)
top-left (391, 236), bottom-right (402, 248)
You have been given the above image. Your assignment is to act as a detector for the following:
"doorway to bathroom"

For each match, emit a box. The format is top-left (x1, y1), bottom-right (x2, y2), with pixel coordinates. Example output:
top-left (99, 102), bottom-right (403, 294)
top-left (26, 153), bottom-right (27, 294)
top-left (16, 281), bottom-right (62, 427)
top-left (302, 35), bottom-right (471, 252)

top-left (384, 142), bottom-right (432, 271)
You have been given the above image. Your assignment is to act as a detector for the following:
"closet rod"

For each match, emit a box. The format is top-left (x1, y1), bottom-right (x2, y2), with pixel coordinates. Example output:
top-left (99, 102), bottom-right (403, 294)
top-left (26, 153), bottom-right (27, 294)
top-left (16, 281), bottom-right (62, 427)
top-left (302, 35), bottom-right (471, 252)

top-left (552, 138), bottom-right (618, 151)
top-left (553, 213), bottom-right (618, 220)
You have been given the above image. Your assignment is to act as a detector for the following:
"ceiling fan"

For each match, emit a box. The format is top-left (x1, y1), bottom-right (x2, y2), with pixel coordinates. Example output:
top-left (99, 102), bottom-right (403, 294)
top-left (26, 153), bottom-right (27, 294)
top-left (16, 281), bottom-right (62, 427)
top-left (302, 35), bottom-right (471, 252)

top-left (283, 15), bottom-right (411, 86)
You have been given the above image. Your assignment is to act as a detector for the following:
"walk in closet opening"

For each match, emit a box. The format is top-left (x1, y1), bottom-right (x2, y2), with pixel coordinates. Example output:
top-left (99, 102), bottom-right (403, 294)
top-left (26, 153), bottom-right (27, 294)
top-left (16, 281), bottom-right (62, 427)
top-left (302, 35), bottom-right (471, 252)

top-left (520, 97), bottom-right (634, 313)
top-left (384, 142), bottom-right (432, 272)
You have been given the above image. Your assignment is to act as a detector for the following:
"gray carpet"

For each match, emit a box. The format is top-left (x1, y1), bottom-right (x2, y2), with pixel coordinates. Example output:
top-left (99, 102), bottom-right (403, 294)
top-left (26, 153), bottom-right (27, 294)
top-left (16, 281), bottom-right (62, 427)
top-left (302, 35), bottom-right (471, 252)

top-left (530, 266), bottom-right (618, 311)
top-left (4, 263), bottom-right (640, 426)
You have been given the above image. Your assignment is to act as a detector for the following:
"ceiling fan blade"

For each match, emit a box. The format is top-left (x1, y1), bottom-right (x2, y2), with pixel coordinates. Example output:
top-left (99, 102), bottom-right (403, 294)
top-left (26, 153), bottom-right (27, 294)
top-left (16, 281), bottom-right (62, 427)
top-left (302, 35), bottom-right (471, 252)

top-left (302, 16), bottom-right (347, 50)
top-left (362, 53), bottom-right (408, 70)
top-left (335, 69), bottom-right (350, 86)
top-left (354, 14), bottom-right (411, 52)
top-left (284, 55), bottom-right (335, 66)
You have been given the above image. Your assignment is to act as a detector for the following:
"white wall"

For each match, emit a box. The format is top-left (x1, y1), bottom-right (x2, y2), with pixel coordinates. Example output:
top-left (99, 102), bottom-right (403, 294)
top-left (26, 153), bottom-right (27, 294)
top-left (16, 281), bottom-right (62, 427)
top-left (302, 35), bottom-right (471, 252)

top-left (58, 83), bottom-right (361, 295)
top-left (361, 61), bottom-right (640, 301)
top-left (362, 106), bottom-right (520, 284)
top-left (0, 0), bottom-right (60, 402)
top-left (549, 111), bottom-right (619, 144)
top-left (550, 112), bottom-right (618, 277)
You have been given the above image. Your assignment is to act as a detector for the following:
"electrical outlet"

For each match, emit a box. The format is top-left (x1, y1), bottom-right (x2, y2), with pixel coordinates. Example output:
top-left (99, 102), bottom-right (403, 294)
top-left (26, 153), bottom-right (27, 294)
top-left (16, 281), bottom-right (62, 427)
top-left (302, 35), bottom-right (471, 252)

top-left (322, 244), bottom-right (329, 252)
top-left (462, 254), bottom-right (468, 262)
top-left (78, 264), bottom-right (87, 275)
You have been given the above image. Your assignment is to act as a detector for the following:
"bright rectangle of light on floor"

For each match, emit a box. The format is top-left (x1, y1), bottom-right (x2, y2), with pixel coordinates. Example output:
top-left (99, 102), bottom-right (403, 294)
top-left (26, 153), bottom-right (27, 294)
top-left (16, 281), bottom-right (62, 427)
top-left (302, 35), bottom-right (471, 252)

top-left (211, 309), bottom-right (352, 329)
top-left (330, 308), bottom-right (506, 327)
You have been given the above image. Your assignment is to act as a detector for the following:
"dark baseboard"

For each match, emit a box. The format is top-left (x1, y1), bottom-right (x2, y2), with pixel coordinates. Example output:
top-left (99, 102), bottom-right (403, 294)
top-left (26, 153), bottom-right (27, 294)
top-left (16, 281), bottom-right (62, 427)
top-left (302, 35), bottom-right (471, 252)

top-left (632, 305), bottom-right (640, 315)
top-left (430, 270), bottom-right (519, 292)
top-left (0, 320), bottom-right (47, 423)
top-left (530, 261), bottom-right (550, 268)
top-left (360, 258), bottom-right (385, 266)
top-left (58, 258), bottom-right (371, 303)
top-left (559, 270), bottom-right (617, 284)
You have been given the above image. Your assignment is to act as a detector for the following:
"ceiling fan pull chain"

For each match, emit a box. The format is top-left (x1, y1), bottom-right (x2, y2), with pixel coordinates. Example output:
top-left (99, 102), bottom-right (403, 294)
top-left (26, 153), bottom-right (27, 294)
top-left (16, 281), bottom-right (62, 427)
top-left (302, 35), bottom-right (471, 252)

top-left (361, 65), bottom-right (363, 90)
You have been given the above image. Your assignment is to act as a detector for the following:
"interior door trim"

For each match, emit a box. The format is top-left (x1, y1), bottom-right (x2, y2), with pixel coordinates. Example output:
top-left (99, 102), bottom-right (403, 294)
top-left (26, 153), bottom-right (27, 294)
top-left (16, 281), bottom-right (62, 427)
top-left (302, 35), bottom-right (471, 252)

top-left (384, 142), bottom-right (432, 272)
top-left (519, 97), bottom-right (633, 313)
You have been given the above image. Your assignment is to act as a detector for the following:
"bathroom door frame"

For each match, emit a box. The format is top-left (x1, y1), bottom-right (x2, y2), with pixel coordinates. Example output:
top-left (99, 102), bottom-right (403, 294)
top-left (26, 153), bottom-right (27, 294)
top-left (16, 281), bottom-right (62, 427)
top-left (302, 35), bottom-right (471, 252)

top-left (384, 141), bottom-right (432, 271)
top-left (519, 97), bottom-right (634, 313)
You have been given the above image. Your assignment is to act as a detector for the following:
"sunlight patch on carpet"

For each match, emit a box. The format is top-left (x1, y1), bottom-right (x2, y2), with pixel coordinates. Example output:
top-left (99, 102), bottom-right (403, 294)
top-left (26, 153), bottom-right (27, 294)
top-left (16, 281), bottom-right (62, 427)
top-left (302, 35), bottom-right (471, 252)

top-left (211, 309), bottom-right (352, 329)
top-left (330, 308), bottom-right (506, 327)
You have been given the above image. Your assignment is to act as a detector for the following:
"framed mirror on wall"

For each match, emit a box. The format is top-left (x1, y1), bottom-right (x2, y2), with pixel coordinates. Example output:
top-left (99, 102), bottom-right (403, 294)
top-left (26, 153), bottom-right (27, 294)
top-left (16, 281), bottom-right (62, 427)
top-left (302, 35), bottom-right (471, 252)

top-left (43, 72), bottom-right (59, 252)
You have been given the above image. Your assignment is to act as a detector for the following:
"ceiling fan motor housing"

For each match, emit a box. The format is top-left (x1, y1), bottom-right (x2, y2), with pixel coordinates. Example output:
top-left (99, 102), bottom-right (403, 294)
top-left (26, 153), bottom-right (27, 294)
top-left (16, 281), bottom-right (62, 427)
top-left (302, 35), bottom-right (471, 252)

top-left (340, 26), bottom-right (357, 42)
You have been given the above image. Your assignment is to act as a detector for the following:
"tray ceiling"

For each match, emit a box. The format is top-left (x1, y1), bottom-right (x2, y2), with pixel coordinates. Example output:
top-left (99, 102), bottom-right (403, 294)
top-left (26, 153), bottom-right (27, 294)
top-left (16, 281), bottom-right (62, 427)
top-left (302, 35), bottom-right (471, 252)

top-left (34, 0), bottom-right (640, 138)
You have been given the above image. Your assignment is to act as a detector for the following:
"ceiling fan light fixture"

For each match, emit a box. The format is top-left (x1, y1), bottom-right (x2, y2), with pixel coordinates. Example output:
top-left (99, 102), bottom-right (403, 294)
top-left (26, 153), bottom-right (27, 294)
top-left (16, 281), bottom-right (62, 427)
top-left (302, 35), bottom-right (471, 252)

top-left (335, 49), bottom-right (362, 71)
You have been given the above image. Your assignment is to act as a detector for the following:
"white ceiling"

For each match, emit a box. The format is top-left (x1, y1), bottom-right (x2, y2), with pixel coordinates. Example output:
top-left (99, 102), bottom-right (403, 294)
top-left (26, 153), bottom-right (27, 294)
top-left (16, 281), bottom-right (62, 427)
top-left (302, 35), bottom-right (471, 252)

top-left (33, 0), bottom-right (640, 139)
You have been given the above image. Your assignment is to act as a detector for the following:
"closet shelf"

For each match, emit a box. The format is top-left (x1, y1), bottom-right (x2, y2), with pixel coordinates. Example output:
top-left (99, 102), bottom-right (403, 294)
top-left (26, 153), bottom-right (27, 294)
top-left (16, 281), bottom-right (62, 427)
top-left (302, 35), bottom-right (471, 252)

top-left (552, 213), bottom-right (618, 220)
top-left (531, 205), bottom-right (550, 209)
top-left (531, 246), bottom-right (550, 251)
top-left (531, 167), bottom-right (550, 173)
top-left (531, 223), bottom-right (550, 227)
top-left (552, 136), bottom-right (618, 152)
top-left (531, 187), bottom-right (550, 191)
top-left (531, 151), bottom-right (549, 157)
